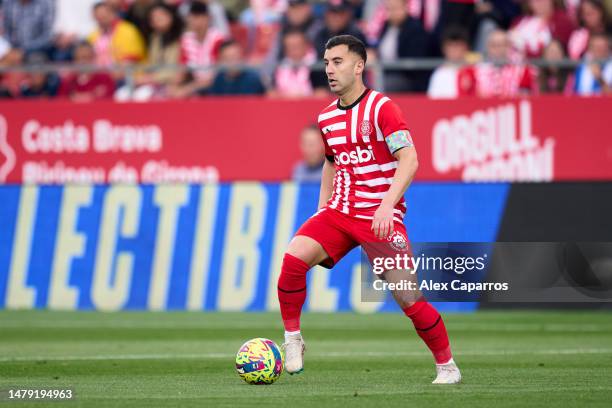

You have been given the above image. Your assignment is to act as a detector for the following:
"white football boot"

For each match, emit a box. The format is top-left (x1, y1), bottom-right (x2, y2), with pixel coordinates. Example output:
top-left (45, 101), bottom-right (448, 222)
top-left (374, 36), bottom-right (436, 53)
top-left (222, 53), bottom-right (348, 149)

top-left (432, 359), bottom-right (461, 384)
top-left (282, 332), bottom-right (305, 375)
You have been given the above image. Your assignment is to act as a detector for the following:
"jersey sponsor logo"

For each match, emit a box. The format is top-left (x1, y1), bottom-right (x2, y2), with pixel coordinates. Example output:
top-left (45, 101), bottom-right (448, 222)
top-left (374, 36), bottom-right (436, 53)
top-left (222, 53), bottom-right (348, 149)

top-left (360, 120), bottom-right (372, 137)
top-left (334, 145), bottom-right (375, 166)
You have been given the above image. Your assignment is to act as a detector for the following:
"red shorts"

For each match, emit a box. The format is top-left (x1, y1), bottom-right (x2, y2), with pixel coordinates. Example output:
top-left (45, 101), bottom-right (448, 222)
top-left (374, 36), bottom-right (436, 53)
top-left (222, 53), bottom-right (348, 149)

top-left (295, 207), bottom-right (412, 272)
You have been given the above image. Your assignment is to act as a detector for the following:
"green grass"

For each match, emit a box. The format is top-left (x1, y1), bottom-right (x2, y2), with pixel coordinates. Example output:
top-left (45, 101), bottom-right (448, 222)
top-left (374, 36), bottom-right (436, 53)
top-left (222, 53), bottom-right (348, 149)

top-left (0, 311), bottom-right (611, 407)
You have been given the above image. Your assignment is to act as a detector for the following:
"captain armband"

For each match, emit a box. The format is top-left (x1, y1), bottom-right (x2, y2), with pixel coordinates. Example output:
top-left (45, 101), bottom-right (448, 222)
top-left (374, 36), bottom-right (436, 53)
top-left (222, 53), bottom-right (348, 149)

top-left (385, 130), bottom-right (414, 154)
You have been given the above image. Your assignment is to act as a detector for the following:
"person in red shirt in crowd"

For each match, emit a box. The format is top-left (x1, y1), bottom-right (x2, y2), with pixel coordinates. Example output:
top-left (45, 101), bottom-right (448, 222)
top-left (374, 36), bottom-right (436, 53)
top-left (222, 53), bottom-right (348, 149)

top-left (58, 41), bottom-right (116, 102)
top-left (169, 1), bottom-right (226, 98)
top-left (509, 0), bottom-right (575, 57)
top-left (459, 29), bottom-right (537, 97)
top-left (567, 0), bottom-right (612, 60)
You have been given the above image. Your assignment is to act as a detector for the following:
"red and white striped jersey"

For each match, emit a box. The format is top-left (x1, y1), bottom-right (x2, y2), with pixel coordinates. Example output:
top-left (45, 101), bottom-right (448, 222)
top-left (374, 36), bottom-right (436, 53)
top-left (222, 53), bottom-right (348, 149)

top-left (317, 89), bottom-right (410, 224)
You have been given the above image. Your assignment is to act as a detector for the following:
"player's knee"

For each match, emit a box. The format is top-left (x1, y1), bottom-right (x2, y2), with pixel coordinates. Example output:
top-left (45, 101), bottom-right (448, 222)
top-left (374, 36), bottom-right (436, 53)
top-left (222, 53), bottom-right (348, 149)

top-left (398, 299), bottom-right (417, 309)
top-left (286, 235), bottom-right (326, 267)
top-left (392, 289), bottom-right (422, 309)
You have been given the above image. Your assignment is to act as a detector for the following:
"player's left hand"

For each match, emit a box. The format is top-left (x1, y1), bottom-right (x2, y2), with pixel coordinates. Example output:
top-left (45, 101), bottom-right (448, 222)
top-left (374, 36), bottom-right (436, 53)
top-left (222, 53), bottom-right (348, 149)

top-left (372, 205), bottom-right (394, 240)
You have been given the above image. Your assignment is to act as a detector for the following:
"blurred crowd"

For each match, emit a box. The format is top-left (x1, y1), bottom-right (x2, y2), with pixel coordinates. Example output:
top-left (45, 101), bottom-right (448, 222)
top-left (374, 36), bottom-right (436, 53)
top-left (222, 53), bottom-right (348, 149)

top-left (0, 0), bottom-right (610, 101)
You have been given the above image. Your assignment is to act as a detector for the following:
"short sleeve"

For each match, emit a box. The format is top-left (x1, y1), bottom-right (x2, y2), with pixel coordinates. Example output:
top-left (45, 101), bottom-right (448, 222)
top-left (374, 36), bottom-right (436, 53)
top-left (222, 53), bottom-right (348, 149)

top-left (378, 101), bottom-right (409, 137)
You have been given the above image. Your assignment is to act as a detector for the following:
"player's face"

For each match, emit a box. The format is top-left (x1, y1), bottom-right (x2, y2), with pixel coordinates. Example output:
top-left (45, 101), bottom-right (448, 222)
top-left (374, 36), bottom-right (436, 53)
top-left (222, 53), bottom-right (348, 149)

top-left (323, 45), bottom-right (364, 95)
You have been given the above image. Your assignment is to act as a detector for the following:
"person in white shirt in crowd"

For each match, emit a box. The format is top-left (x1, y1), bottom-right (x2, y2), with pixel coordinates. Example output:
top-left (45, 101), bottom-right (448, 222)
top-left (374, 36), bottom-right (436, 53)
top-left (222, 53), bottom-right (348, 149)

top-left (427, 26), bottom-right (470, 99)
top-left (52, 0), bottom-right (98, 61)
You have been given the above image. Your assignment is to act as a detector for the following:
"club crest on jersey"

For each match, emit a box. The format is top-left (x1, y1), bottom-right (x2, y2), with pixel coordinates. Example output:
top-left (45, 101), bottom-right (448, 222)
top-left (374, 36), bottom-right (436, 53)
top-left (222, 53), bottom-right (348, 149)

top-left (360, 120), bottom-right (372, 137)
top-left (388, 231), bottom-right (408, 252)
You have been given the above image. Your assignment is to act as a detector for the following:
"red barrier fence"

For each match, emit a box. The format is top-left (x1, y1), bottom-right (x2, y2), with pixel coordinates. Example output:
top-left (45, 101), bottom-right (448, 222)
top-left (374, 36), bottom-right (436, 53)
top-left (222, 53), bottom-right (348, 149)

top-left (0, 96), bottom-right (610, 183)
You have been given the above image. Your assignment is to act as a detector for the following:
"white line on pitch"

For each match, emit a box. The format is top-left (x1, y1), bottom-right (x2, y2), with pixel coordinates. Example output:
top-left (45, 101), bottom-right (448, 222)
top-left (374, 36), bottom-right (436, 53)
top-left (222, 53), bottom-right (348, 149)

top-left (1, 348), bottom-right (611, 363)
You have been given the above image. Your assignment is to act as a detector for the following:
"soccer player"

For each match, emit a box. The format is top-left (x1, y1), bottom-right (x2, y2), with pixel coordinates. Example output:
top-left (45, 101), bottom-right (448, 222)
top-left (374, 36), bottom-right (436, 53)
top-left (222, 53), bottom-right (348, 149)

top-left (277, 35), bottom-right (461, 384)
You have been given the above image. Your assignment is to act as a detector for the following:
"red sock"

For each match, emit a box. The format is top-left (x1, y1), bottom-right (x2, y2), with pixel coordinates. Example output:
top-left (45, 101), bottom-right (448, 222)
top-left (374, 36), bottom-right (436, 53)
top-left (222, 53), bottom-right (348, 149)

top-left (403, 301), bottom-right (452, 364)
top-left (277, 253), bottom-right (310, 332)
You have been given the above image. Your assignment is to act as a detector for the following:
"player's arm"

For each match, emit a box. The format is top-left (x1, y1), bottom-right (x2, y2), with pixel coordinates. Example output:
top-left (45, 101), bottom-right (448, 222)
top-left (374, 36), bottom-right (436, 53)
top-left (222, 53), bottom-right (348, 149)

top-left (318, 158), bottom-right (336, 209)
top-left (372, 131), bottom-right (418, 239)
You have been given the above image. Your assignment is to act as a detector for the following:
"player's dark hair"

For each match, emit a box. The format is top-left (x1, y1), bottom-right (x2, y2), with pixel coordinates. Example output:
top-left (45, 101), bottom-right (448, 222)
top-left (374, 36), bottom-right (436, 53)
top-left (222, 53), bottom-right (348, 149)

top-left (325, 35), bottom-right (367, 63)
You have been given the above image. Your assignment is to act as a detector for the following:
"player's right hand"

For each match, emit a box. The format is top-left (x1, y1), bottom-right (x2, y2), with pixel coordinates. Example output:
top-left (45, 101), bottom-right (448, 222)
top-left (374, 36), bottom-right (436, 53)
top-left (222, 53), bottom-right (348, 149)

top-left (372, 205), bottom-right (394, 240)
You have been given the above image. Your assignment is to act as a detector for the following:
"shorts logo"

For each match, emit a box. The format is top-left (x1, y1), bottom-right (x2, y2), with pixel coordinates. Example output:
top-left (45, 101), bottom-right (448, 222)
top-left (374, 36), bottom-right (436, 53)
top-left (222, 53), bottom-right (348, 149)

top-left (388, 231), bottom-right (408, 252)
top-left (360, 120), bottom-right (372, 137)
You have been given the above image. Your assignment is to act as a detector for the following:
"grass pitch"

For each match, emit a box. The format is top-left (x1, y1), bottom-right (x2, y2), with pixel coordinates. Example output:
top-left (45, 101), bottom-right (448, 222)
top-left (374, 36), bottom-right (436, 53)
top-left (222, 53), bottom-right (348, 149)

top-left (0, 310), bottom-right (611, 407)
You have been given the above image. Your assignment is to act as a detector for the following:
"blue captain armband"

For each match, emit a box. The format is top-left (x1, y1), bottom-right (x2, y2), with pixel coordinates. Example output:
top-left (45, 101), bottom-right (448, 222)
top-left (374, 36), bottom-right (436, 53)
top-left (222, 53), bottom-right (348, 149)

top-left (385, 130), bottom-right (414, 154)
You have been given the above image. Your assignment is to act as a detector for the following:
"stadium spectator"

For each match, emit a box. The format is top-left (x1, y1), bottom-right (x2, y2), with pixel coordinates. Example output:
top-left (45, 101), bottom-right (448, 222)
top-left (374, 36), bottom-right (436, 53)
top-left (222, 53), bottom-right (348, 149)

top-left (146, 2), bottom-right (184, 81)
top-left (538, 38), bottom-right (573, 93)
top-left (18, 52), bottom-right (60, 98)
top-left (460, 29), bottom-right (537, 97)
top-left (509, 0), bottom-right (575, 58)
top-left (573, 33), bottom-right (612, 95)
top-left (240, 0), bottom-right (286, 26)
top-left (179, 0), bottom-right (231, 36)
top-left (52, 0), bottom-right (98, 61)
top-left (311, 0), bottom-right (367, 89)
top-left (427, 26), bottom-right (471, 98)
top-left (265, 0), bottom-right (323, 66)
top-left (313, 0), bottom-right (367, 58)
top-left (0, 46), bottom-right (23, 98)
top-left (115, 3), bottom-right (185, 101)
top-left (58, 41), bottom-right (116, 102)
top-left (472, 0), bottom-right (523, 54)
top-left (125, 0), bottom-right (157, 38)
top-left (105, 0), bottom-right (129, 15)
top-left (169, 2), bottom-right (227, 98)
top-left (567, 0), bottom-right (612, 60)
top-left (2, 0), bottom-right (55, 55)
top-left (269, 29), bottom-right (316, 98)
top-left (207, 39), bottom-right (266, 95)
top-left (434, 0), bottom-right (476, 48)
top-left (292, 124), bottom-right (325, 182)
top-left (88, 1), bottom-right (147, 66)
top-left (0, 37), bottom-right (10, 62)
top-left (377, 0), bottom-right (429, 92)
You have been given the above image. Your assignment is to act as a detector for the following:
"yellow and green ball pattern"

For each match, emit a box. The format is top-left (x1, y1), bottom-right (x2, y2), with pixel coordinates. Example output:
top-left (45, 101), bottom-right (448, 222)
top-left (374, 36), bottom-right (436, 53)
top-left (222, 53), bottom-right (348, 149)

top-left (235, 338), bottom-right (284, 385)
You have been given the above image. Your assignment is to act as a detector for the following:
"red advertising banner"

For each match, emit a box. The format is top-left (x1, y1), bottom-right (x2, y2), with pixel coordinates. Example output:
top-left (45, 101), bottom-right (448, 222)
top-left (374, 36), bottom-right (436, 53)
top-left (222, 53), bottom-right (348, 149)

top-left (0, 96), bottom-right (610, 183)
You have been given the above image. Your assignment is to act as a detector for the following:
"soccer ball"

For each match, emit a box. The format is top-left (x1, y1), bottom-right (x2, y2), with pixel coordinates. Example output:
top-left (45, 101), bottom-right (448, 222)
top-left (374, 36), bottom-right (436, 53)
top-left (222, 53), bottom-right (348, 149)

top-left (235, 338), bottom-right (284, 385)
